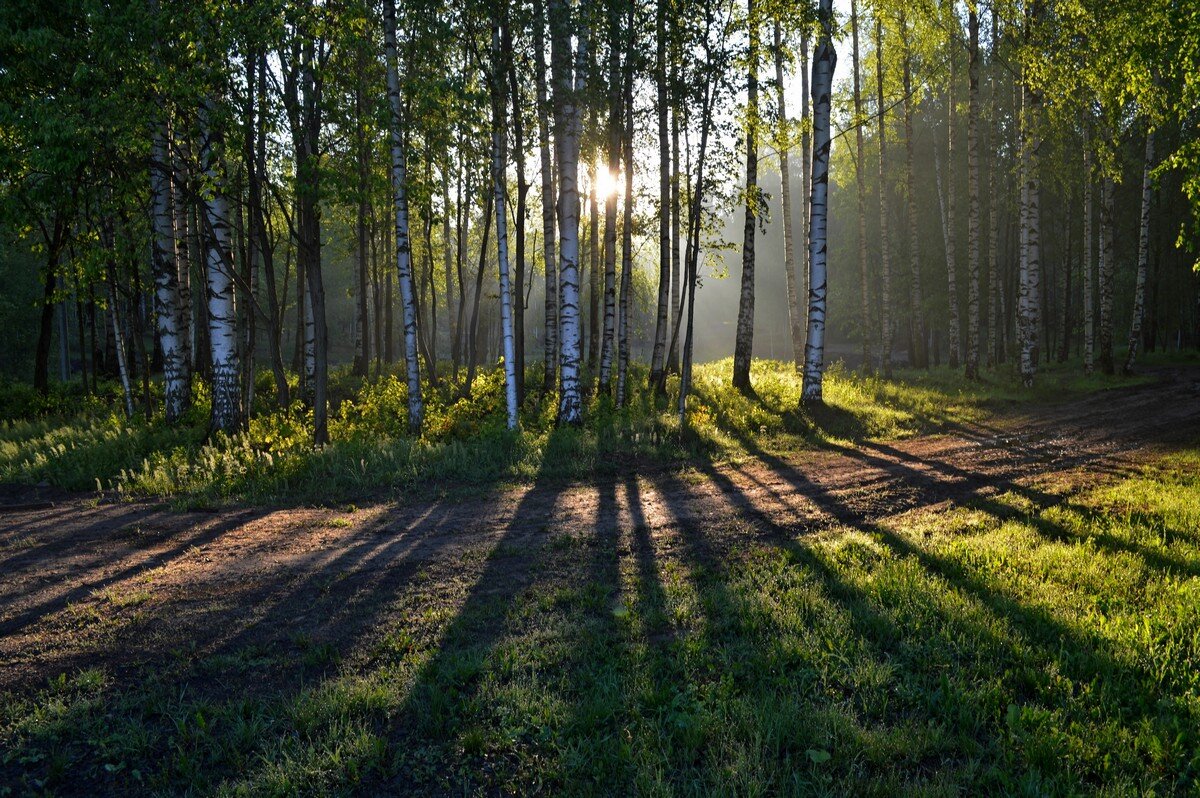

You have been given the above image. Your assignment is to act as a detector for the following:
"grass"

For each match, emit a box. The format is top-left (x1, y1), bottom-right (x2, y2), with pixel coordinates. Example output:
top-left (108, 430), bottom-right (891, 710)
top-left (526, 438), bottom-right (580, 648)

top-left (2, 442), bottom-right (1199, 794)
top-left (0, 352), bottom-right (1173, 506)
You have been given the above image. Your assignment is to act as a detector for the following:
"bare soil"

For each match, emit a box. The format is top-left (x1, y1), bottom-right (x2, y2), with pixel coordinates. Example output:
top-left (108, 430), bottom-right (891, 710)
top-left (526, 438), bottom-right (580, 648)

top-left (2, 367), bottom-right (1199, 696)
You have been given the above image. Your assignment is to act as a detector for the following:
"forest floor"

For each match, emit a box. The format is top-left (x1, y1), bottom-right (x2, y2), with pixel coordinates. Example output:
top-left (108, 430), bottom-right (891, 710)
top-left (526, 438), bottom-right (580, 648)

top-left (2, 365), bottom-right (1200, 795)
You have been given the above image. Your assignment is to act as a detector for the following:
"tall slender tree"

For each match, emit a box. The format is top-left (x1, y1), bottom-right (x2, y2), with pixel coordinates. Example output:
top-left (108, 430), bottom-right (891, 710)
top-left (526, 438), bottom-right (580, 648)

top-left (549, 0), bottom-right (586, 425)
top-left (1123, 130), bottom-right (1155, 374)
top-left (732, 0), bottom-right (760, 394)
top-left (775, 19), bottom-right (804, 371)
top-left (384, 0), bottom-right (422, 432)
top-left (493, 23), bottom-right (519, 429)
top-left (965, 4), bottom-right (981, 379)
top-left (850, 0), bottom-right (871, 372)
top-left (801, 0), bottom-right (835, 403)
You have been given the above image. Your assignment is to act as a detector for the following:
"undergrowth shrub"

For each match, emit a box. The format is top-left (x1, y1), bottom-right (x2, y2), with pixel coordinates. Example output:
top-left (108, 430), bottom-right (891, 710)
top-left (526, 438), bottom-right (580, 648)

top-left (0, 355), bottom-right (1161, 504)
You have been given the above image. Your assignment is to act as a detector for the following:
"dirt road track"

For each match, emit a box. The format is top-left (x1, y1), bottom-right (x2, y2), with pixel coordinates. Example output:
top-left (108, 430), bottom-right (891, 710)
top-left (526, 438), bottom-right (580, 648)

top-left (2, 367), bottom-right (1198, 693)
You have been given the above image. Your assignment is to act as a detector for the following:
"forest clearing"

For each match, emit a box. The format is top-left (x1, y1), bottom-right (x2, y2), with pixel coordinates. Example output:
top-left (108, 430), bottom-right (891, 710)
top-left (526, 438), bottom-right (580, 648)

top-left (2, 0), bottom-right (1200, 792)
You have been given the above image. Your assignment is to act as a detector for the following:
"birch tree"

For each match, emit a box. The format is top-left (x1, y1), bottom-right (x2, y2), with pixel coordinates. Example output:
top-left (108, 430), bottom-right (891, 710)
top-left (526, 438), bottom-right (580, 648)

top-left (384, 0), bottom-right (423, 433)
top-left (964, 4), bottom-right (981, 379)
top-left (151, 120), bottom-right (188, 421)
top-left (732, 0), bottom-right (760, 395)
top-left (616, 1), bottom-right (635, 407)
top-left (1097, 174), bottom-right (1115, 374)
top-left (801, 0), bottom-right (835, 403)
top-left (850, 0), bottom-right (872, 372)
top-left (1082, 132), bottom-right (1095, 374)
top-left (199, 99), bottom-right (241, 434)
top-left (493, 24), bottom-right (519, 429)
top-left (875, 16), bottom-right (894, 378)
top-left (900, 10), bottom-right (925, 369)
top-left (549, 0), bottom-right (586, 425)
top-left (598, 1), bottom-right (620, 395)
top-left (775, 19), bottom-right (805, 371)
top-left (1123, 130), bottom-right (1155, 375)
top-left (943, 12), bottom-right (961, 371)
top-left (533, 0), bottom-right (558, 391)
top-left (1017, 76), bottom-right (1042, 388)
top-left (649, 0), bottom-right (672, 389)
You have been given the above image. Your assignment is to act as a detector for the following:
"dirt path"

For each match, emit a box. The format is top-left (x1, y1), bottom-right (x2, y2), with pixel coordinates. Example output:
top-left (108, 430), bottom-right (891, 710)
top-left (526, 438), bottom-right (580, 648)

top-left (2, 367), bottom-right (1199, 694)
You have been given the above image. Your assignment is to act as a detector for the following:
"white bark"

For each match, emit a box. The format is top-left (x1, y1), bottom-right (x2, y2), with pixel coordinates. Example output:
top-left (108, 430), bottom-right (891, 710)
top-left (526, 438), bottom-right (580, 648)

top-left (965, 7), bottom-right (980, 379)
top-left (1123, 130), bottom-right (1155, 374)
top-left (493, 26), bottom-right (519, 430)
top-left (776, 21), bottom-right (803, 371)
top-left (986, 10), bottom-right (1001, 367)
top-left (1018, 81), bottom-right (1041, 387)
top-left (801, 0), bottom-right (835, 403)
top-left (550, 0), bottom-right (585, 425)
top-left (944, 27), bottom-right (961, 371)
top-left (1082, 132), bottom-right (1095, 375)
top-left (732, 0), bottom-right (759, 393)
top-left (850, 0), bottom-right (871, 371)
top-left (1098, 174), bottom-right (1115, 374)
top-left (617, 36), bottom-right (634, 407)
top-left (649, 0), bottom-right (671, 386)
top-left (900, 13), bottom-right (925, 368)
top-left (152, 119), bottom-right (188, 420)
top-left (200, 100), bottom-right (241, 434)
top-left (108, 276), bottom-right (135, 420)
top-left (599, 2), bottom-right (620, 395)
top-left (533, 0), bottom-right (558, 389)
top-left (385, 0), bottom-right (423, 433)
top-left (875, 18), bottom-right (893, 378)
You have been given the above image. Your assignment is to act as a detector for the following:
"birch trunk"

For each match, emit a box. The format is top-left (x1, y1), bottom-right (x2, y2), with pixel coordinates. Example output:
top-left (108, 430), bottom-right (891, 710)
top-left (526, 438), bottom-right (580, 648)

top-left (965, 7), bottom-right (980, 378)
top-left (199, 103), bottom-right (242, 434)
top-left (668, 97), bottom-right (681, 373)
top-left (385, 0), bottom-right (423, 432)
top-left (1017, 80), bottom-right (1041, 387)
top-left (549, 0), bottom-right (585, 424)
top-left (1082, 133), bottom-right (1095, 374)
top-left (493, 25), bottom-right (519, 429)
top-left (442, 168), bottom-right (454, 379)
top-left (172, 139), bottom-right (194, 386)
top-left (775, 21), bottom-right (805, 372)
top-left (944, 24), bottom-right (961, 371)
top-left (1123, 130), bottom-right (1155, 375)
top-left (506, 17), bottom-right (527, 403)
top-left (987, 9), bottom-right (1001, 367)
top-left (453, 146), bottom-right (468, 374)
top-left (151, 118), bottom-right (188, 420)
top-left (534, 0), bottom-right (558, 392)
top-left (599, 2), bottom-right (620, 396)
top-left (732, 0), bottom-right (759, 394)
top-left (875, 18), bottom-right (893, 378)
top-left (354, 76), bottom-right (371, 378)
top-left (801, 0), bottom-right (835, 403)
top-left (617, 13), bottom-right (634, 408)
top-left (302, 69), bottom-right (329, 445)
top-left (1098, 174), bottom-right (1115, 374)
top-left (850, 0), bottom-right (871, 372)
top-left (1057, 210), bottom-right (1072, 362)
top-left (800, 32), bottom-right (811, 314)
top-left (649, 0), bottom-right (672, 388)
top-left (106, 258), bottom-right (136, 420)
top-left (588, 164), bottom-right (600, 372)
top-left (900, 12), bottom-right (925, 369)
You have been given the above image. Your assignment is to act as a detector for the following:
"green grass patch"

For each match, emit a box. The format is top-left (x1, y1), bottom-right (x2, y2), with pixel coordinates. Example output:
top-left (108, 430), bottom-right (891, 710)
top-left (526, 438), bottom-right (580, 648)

top-left (3, 446), bottom-right (1199, 794)
top-left (0, 354), bottom-right (1172, 506)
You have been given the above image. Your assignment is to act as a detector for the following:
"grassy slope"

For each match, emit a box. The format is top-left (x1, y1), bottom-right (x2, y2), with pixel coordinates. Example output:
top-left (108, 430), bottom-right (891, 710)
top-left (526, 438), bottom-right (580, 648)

top-left (0, 353), bottom-right (1175, 507)
top-left (2, 446), bottom-right (1198, 795)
